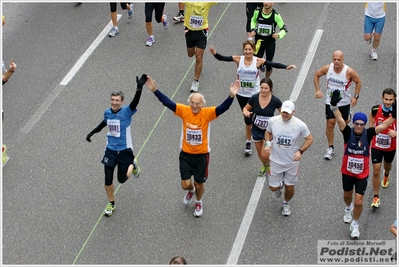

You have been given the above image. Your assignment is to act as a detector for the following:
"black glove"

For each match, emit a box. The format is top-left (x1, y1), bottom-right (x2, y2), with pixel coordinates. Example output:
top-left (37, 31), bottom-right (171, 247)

top-left (136, 74), bottom-right (148, 90)
top-left (330, 89), bottom-right (342, 106)
top-left (86, 132), bottom-right (94, 142)
top-left (391, 99), bottom-right (396, 119)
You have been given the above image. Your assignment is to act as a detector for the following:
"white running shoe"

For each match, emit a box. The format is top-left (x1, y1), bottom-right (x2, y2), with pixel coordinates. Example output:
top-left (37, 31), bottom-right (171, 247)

top-left (282, 203), bottom-right (291, 216)
top-left (244, 141), bottom-right (252, 155)
top-left (350, 223), bottom-right (360, 238)
top-left (109, 26), bottom-right (119, 37)
top-left (370, 49), bottom-right (378, 60)
top-left (190, 80), bottom-right (199, 92)
top-left (323, 147), bottom-right (335, 160)
top-left (183, 189), bottom-right (195, 205)
top-left (162, 14), bottom-right (169, 30)
top-left (173, 13), bottom-right (184, 22)
top-left (128, 3), bottom-right (133, 19)
top-left (146, 36), bottom-right (155, 47)
top-left (343, 204), bottom-right (353, 223)
top-left (194, 201), bottom-right (203, 217)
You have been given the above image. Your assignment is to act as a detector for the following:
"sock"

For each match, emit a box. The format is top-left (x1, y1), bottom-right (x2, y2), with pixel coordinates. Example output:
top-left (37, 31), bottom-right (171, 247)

top-left (194, 79), bottom-right (198, 82)
top-left (246, 140), bottom-right (251, 143)
top-left (346, 203), bottom-right (352, 210)
top-left (196, 199), bottom-right (202, 204)
top-left (351, 219), bottom-right (358, 226)
top-left (283, 201), bottom-right (289, 205)
top-left (374, 194), bottom-right (379, 198)
top-left (179, 10), bottom-right (184, 15)
top-left (110, 201), bottom-right (115, 206)
top-left (190, 187), bottom-right (195, 193)
top-left (329, 145), bottom-right (334, 150)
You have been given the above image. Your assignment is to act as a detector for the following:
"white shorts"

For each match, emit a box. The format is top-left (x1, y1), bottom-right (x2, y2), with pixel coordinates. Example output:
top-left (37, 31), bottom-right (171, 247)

top-left (269, 161), bottom-right (299, 187)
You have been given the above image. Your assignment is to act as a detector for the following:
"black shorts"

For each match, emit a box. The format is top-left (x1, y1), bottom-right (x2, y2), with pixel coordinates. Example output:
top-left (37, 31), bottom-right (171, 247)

top-left (185, 27), bottom-right (208, 49)
top-left (179, 151), bottom-right (209, 183)
top-left (342, 174), bottom-right (368, 195)
top-left (371, 147), bottom-right (396, 164)
top-left (236, 94), bottom-right (253, 125)
top-left (326, 104), bottom-right (350, 120)
top-left (101, 147), bottom-right (134, 169)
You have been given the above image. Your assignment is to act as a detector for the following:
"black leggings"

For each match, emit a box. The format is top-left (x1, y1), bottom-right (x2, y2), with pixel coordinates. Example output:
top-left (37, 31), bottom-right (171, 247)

top-left (144, 3), bottom-right (165, 23)
top-left (236, 94), bottom-right (253, 125)
top-left (110, 3), bottom-right (129, 12)
top-left (104, 165), bottom-right (128, 186)
top-left (246, 3), bottom-right (263, 32)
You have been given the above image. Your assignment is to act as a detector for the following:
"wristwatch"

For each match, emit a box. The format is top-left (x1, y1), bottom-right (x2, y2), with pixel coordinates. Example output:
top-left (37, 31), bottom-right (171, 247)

top-left (354, 94), bottom-right (359, 99)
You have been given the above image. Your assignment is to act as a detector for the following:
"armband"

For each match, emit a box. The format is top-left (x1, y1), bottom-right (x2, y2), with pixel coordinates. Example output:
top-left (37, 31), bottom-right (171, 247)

top-left (330, 105), bottom-right (338, 112)
top-left (214, 53), bottom-right (234, 62)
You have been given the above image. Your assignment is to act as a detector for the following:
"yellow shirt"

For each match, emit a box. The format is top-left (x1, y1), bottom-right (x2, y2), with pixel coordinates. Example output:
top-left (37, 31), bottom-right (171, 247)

top-left (175, 104), bottom-right (217, 154)
top-left (183, 2), bottom-right (217, 31)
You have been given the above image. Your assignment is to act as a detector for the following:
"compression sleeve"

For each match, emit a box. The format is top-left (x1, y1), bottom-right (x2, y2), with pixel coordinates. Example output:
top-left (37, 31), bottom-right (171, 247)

top-left (214, 53), bottom-right (234, 62)
top-left (215, 96), bottom-right (234, 117)
top-left (91, 121), bottom-right (107, 134)
top-left (154, 89), bottom-right (177, 112)
top-left (262, 60), bottom-right (288, 69)
top-left (129, 89), bottom-right (143, 111)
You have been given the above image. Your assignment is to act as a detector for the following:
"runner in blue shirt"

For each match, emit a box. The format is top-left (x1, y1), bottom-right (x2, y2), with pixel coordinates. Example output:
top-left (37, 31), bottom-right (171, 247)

top-left (86, 74), bottom-right (147, 217)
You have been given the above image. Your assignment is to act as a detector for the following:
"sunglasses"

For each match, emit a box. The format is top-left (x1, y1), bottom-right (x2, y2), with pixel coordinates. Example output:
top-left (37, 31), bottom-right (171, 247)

top-left (354, 122), bottom-right (365, 127)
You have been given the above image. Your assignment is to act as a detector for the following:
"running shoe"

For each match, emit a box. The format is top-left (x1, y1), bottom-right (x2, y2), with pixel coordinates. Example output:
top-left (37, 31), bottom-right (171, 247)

top-left (371, 196), bottom-right (380, 208)
top-left (109, 26), bottom-right (119, 37)
top-left (194, 201), bottom-right (203, 217)
top-left (104, 202), bottom-right (116, 217)
top-left (146, 36), bottom-right (155, 47)
top-left (343, 204), bottom-right (353, 223)
top-left (133, 159), bottom-right (140, 178)
top-left (128, 3), bottom-right (133, 19)
top-left (244, 141), bottom-right (252, 155)
top-left (258, 165), bottom-right (268, 177)
top-left (282, 203), bottom-right (291, 216)
top-left (370, 49), bottom-right (378, 60)
top-left (190, 80), bottom-right (199, 92)
top-left (323, 147), bottom-right (335, 160)
top-left (381, 171), bottom-right (390, 188)
top-left (350, 223), bottom-right (360, 238)
top-left (183, 189), bottom-right (195, 205)
top-left (173, 13), bottom-right (184, 22)
top-left (162, 14), bottom-right (169, 30)
top-left (276, 181), bottom-right (284, 198)
top-left (2, 144), bottom-right (7, 165)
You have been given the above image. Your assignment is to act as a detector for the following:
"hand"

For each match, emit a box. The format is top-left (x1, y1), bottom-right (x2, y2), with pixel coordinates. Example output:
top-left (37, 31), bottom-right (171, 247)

top-left (330, 89), bottom-right (342, 106)
top-left (209, 46), bottom-right (216, 55)
top-left (146, 75), bottom-right (157, 92)
top-left (86, 132), bottom-right (93, 142)
top-left (287, 65), bottom-right (296, 70)
top-left (136, 74), bottom-right (148, 90)
top-left (314, 90), bottom-right (323, 99)
top-left (8, 58), bottom-right (16, 72)
top-left (229, 80), bottom-right (240, 97)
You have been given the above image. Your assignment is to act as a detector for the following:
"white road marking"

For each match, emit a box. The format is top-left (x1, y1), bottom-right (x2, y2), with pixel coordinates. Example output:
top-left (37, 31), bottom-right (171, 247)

top-left (20, 15), bottom-right (122, 134)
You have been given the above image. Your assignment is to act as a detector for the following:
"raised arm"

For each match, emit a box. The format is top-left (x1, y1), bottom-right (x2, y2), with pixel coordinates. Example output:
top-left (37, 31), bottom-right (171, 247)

top-left (129, 74), bottom-right (147, 111)
top-left (146, 75), bottom-right (177, 112)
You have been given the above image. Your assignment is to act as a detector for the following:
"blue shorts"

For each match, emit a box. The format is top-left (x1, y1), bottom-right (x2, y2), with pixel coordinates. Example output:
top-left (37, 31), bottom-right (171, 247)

top-left (251, 125), bottom-right (265, 142)
top-left (364, 15), bottom-right (385, 34)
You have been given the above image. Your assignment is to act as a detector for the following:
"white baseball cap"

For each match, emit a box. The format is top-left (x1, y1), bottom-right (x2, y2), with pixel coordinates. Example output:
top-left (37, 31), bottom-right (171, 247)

top-left (281, 100), bottom-right (295, 114)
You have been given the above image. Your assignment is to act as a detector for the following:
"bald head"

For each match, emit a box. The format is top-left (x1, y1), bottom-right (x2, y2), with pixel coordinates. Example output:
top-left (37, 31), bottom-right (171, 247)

top-left (332, 50), bottom-right (344, 60)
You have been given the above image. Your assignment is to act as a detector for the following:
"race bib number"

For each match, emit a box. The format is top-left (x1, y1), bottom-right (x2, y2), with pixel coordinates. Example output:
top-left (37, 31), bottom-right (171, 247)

top-left (107, 119), bottom-right (120, 137)
top-left (375, 133), bottom-right (391, 149)
top-left (253, 115), bottom-right (270, 130)
top-left (346, 157), bottom-right (364, 174)
top-left (257, 24), bottom-right (272, 36)
top-left (189, 15), bottom-right (204, 29)
top-left (276, 134), bottom-right (292, 148)
top-left (186, 129), bottom-right (202, 145)
top-left (240, 79), bottom-right (255, 91)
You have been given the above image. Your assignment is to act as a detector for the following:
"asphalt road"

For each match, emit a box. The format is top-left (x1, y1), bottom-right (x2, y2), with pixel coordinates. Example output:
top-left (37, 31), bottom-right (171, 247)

top-left (2, 2), bottom-right (397, 265)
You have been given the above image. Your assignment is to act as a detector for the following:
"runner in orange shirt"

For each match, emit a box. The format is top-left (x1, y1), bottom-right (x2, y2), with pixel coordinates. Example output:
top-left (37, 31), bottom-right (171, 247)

top-left (146, 75), bottom-right (239, 217)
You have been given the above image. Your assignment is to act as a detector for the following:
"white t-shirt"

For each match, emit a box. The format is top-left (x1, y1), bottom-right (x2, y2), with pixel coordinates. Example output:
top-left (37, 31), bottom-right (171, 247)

top-left (267, 115), bottom-right (311, 166)
top-left (365, 2), bottom-right (385, 19)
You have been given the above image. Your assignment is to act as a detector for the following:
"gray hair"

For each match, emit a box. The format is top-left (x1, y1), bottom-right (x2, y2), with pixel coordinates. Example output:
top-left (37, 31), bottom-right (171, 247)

top-left (187, 92), bottom-right (206, 105)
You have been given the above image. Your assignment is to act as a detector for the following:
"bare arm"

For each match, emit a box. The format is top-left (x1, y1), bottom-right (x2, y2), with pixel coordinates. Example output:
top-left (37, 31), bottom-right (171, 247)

top-left (293, 133), bottom-right (313, 161)
top-left (347, 67), bottom-right (362, 107)
top-left (313, 65), bottom-right (329, 98)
